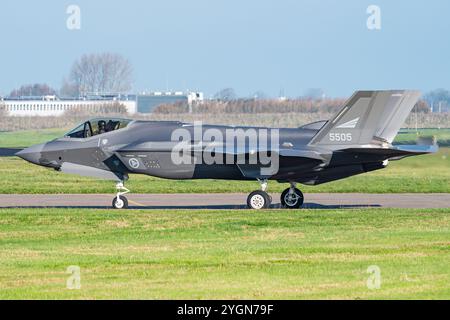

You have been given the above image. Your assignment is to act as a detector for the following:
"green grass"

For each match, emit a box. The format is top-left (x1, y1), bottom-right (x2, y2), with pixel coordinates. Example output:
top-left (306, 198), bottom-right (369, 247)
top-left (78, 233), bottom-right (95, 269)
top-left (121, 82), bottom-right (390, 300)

top-left (0, 128), bottom-right (66, 148)
top-left (396, 128), bottom-right (450, 146)
top-left (0, 208), bottom-right (448, 299)
top-left (1, 128), bottom-right (449, 194)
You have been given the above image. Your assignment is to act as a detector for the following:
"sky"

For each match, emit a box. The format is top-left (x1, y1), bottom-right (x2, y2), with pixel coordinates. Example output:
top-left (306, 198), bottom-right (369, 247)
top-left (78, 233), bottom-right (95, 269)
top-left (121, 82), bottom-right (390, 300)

top-left (0, 0), bottom-right (450, 98)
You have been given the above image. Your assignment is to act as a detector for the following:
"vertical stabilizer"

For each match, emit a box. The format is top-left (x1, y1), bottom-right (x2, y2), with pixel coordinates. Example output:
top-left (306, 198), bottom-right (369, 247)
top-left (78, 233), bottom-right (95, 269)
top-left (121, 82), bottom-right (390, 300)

top-left (308, 90), bottom-right (421, 147)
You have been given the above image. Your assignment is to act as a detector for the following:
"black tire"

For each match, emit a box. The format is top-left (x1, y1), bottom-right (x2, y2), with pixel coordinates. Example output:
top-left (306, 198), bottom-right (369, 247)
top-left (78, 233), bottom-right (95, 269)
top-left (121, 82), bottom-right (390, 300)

top-left (280, 188), bottom-right (304, 209)
top-left (247, 190), bottom-right (271, 209)
top-left (112, 195), bottom-right (128, 209)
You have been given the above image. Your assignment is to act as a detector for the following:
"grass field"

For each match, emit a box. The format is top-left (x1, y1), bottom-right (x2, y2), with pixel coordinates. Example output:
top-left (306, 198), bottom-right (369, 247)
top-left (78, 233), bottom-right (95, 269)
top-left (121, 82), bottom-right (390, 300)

top-left (0, 208), bottom-right (448, 299)
top-left (0, 128), bottom-right (66, 148)
top-left (0, 128), bottom-right (449, 194)
top-left (396, 128), bottom-right (450, 146)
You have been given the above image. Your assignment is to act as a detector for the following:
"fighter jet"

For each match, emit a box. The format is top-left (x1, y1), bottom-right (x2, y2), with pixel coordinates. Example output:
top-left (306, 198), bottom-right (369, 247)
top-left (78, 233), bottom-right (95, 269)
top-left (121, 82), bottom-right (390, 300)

top-left (15, 90), bottom-right (437, 209)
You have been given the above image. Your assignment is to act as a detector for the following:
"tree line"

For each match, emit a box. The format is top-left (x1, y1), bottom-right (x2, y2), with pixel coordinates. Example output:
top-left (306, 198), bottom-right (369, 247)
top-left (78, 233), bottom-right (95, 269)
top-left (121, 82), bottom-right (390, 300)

top-left (5, 53), bottom-right (133, 98)
top-left (153, 97), bottom-right (432, 114)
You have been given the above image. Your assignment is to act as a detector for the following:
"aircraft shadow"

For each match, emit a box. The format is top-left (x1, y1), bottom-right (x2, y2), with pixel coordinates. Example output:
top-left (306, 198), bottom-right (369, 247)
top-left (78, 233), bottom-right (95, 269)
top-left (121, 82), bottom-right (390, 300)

top-left (2, 202), bottom-right (382, 210)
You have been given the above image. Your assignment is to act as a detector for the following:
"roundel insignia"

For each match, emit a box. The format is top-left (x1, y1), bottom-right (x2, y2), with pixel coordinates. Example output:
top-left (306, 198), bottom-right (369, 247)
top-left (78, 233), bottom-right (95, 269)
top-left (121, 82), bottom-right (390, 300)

top-left (128, 158), bottom-right (140, 169)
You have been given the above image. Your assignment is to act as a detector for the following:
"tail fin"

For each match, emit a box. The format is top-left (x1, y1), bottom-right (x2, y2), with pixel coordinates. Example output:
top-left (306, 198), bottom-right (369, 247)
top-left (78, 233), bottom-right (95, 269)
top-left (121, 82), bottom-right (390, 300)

top-left (309, 90), bottom-right (421, 147)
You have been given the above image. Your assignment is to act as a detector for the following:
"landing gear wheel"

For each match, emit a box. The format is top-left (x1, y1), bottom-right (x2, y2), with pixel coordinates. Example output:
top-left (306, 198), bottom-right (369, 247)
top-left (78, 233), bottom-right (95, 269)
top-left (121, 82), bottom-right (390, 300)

top-left (281, 188), bottom-right (304, 209)
top-left (112, 181), bottom-right (130, 209)
top-left (247, 190), bottom-right (271, 209)
top-left (112, 195), bottom-right (128, 209)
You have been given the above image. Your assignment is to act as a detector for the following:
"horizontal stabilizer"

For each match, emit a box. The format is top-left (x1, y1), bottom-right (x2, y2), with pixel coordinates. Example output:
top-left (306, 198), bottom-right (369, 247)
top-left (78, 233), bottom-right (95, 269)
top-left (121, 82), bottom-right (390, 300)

top-left (342, 144), bottom-right (438, 158)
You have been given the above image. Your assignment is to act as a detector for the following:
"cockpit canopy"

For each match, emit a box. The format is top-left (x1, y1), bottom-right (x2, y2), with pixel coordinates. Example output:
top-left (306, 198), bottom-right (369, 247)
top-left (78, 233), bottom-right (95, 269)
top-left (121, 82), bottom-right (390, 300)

top-left (65, 118), bottom-right (133, 138)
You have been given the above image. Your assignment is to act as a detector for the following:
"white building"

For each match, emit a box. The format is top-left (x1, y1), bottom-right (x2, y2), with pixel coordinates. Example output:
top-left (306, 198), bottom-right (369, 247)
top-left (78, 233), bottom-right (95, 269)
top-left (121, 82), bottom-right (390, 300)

top-left (1, 97), bottom-right (137, 117)
top-left (136, 91), bottom-right (204, 113)
top-left (0, 91), bottom-right (203, 116)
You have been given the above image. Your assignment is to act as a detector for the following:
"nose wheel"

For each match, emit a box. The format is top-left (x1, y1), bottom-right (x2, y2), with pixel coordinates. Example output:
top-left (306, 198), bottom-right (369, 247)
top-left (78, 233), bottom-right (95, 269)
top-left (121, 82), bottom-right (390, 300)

top-left (247, 179), bottom-right (272, 209)
top-left (281, 183), bottom-right (304, 209)
top-left (112, 195), bottom-right (128, 209)
top-left (112, 181), bottom-right (129, 209)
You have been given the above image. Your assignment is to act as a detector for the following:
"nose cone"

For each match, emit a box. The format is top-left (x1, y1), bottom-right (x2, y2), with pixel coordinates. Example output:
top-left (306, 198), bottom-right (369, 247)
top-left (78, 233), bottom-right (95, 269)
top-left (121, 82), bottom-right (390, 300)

top-left (16, 143), bottom-right (45, 165)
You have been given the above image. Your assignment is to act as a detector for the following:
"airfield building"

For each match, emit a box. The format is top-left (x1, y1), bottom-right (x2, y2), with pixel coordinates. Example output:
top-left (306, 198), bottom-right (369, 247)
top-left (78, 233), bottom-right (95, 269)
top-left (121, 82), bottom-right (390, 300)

top-left (136, 91), bottom-right (204, 113)
top-left (1, 95), bottom-right (137, 117)
top-left (1, 91), bottom-right (204, 116)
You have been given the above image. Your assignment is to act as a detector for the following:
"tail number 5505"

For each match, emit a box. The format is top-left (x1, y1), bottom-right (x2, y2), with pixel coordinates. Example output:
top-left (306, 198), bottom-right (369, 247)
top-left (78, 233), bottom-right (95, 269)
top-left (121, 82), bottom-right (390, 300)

top-left (329, 132), bottom-right (352, 142)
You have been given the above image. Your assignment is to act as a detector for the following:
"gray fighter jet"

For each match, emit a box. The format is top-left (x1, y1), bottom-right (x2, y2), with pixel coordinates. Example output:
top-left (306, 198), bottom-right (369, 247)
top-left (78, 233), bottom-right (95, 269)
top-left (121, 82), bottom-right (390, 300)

top-left (15, 90), bottom-right (437, 209)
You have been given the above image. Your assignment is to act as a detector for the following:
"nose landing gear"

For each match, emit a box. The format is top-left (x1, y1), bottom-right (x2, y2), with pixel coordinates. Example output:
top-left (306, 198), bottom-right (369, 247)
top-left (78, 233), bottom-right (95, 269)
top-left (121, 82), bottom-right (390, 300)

top-left (112, 181), bottom-right (129, 209)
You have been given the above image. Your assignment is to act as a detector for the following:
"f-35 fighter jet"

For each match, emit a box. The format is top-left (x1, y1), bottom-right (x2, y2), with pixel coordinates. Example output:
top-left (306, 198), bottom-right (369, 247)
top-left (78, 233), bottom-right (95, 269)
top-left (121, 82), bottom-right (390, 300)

top-left (16, 90), bottom-right (437, 209)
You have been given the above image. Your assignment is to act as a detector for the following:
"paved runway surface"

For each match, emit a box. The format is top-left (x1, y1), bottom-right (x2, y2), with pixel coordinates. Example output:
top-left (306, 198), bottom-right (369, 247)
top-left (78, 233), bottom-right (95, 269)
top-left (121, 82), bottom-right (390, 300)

top-left (0, 193), bottom-right (449, 209)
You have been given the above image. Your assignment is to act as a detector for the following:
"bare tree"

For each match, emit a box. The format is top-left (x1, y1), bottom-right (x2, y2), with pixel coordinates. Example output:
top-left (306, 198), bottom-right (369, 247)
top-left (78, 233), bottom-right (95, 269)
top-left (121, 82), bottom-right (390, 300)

top-left (64, 102), bottom-right (128, 118)
top-left (67, 53), bottom-right (133, 96)
top-left (60, 77), bottom-right (79, 97)
top-left (413, 100), bottom-right (431, 113)
top-left (9, 83), bottom-right (56, 97)
top-left (214, 88), bottom-right (237, 101)
top-left (423, 89), bottom-right (450, 112)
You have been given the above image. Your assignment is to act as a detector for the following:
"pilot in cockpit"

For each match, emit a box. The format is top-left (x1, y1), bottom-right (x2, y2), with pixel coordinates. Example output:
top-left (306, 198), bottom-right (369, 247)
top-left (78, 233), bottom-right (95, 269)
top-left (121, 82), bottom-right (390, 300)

top-left (98, 120), bottom-right (107, 134)
top-left (65, 118), bottom-right (132, 139)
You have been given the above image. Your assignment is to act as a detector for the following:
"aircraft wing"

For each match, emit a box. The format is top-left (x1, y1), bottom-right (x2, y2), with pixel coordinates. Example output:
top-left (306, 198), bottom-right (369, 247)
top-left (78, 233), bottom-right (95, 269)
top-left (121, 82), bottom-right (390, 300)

top-left (118, 141), bottom-right (327, 160)
top-left (117, 141), bottom-right (329, 179)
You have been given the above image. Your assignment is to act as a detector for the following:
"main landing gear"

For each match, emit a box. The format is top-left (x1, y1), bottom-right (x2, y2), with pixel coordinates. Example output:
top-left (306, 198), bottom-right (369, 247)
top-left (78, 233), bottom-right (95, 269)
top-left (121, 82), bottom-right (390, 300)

top-left (247, 179), bottom-right (271, 209)
top-left (112, 181), bottom-right (129, 209)
top-left (247, 180), bottom-right (304, 210)
top-left (280, 183), bottom-right (304, 209)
